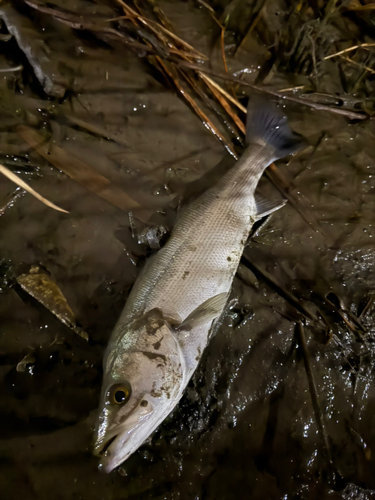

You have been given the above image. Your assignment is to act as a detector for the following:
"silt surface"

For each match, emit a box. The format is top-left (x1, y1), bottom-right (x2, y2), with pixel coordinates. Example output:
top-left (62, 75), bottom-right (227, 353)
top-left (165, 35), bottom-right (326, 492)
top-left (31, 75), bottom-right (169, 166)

top-left (0, 1), bottom-right (374, 499)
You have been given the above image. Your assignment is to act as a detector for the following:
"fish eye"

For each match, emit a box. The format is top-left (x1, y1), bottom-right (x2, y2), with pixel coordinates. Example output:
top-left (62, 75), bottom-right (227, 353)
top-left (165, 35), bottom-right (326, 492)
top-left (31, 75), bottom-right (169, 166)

top-left (108, 382), bottom-right (132, 405)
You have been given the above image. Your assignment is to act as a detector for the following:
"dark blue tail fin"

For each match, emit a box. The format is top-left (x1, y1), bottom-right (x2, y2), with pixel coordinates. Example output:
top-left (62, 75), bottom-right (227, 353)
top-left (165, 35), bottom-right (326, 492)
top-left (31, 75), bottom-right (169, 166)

top-left (246, 100), bottom-right (305, 160)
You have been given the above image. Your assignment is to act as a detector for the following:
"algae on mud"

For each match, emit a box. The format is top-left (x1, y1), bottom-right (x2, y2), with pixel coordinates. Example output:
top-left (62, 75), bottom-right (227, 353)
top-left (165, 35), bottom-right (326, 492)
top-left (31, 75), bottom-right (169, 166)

top-left (0, 1), bottom-right (374, 499)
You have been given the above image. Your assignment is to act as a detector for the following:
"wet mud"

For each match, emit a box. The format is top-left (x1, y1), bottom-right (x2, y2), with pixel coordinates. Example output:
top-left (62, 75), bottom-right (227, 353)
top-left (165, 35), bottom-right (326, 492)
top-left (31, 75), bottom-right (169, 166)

top-left (0, 1), bottom-right (375, 499)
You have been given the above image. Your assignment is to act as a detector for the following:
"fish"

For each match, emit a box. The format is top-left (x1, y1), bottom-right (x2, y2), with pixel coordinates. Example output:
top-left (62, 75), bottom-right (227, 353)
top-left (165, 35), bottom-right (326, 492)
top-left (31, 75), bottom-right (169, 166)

top-left (93, 102), bottom-right (304, 472)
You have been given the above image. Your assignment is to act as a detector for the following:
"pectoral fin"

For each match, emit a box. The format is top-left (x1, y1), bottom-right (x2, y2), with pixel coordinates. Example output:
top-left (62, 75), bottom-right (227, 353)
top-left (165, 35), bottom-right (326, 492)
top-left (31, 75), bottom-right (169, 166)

top-left (177, 292), bottom-right (228, 331)
top-left (254, 195), bottom-right (287, 221)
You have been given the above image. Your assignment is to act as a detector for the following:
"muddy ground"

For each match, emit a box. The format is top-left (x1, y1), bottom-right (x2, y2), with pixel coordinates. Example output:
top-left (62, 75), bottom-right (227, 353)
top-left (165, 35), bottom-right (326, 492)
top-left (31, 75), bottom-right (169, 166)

top-left (0, 1), bottom-right (374, 499)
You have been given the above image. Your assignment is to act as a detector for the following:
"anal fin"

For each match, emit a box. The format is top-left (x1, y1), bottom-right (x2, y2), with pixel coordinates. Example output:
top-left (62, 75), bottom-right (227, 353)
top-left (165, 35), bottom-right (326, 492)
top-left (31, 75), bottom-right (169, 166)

top-left (254, 195), bottom-right (287, 222)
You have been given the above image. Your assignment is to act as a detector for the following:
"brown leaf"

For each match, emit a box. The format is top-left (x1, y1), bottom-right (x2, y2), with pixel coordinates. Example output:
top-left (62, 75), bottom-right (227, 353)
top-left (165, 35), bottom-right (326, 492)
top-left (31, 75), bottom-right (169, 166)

top-left (17, 268), bottom-right (88, 341)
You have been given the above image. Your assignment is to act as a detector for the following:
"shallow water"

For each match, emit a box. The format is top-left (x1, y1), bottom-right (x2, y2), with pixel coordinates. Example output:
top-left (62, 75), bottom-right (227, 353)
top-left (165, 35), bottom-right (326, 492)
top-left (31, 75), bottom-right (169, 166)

top-left (0, 1), bottom-right (375, 499)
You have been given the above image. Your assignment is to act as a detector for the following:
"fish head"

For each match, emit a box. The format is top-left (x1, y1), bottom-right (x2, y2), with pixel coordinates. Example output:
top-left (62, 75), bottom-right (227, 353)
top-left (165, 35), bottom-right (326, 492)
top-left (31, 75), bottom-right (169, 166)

top-left (93, 309), bottom-right (185, 472)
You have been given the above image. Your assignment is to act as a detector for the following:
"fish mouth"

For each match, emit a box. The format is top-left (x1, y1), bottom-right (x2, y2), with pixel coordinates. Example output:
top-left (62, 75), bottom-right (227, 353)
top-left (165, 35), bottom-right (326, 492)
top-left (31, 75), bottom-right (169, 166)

top-left (94, 402), bottom-right (155, 473)
top-left (99, 434), bottom-right (118, 456)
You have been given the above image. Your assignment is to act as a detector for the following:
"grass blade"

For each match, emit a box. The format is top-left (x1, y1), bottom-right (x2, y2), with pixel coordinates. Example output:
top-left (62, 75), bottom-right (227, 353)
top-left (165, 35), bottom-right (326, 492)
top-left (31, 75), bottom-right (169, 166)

top-left (17, 124), bottom-right (144, 214)
top-left (0, 163), bottom-right (68, 213)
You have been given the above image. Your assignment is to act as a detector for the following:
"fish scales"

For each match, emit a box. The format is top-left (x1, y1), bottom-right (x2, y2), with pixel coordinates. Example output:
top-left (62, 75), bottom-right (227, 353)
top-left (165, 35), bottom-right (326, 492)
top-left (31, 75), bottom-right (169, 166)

top-left (120, 146), bottom-right (271, 324)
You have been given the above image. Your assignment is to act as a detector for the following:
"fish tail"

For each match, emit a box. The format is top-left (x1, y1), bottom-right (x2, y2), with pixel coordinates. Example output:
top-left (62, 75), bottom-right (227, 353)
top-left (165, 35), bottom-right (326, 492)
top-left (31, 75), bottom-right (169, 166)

top-left (246, 99), bottom-right (305, 161)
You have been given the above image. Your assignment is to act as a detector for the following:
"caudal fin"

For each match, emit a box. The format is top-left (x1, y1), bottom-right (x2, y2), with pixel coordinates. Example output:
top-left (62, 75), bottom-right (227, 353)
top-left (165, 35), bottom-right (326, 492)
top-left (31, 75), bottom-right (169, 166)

top-left (246, 100), bottom-right (305, 161)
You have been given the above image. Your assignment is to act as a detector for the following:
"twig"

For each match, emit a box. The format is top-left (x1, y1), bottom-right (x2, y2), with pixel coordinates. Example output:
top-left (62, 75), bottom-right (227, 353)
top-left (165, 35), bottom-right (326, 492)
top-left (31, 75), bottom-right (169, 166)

top-left (197, 0), bottom-right (215, 13)
top-left (241, 255), bottom-right (316, 321)
top-left (340, 55), bottom-right (375, 75)
top-left (114, 0), bottom-right (207, 59)
top-left (324, 42), bottom-right (375, 60)
top-left (324, 293), bottom-right (366, 339)
top-left (64, 114), bottom-right (131, 147)
top-left (358, 293), bottom-right (375, 321)
top-left (347, 424), bottom-right (371, 461)
top-left (235, 0), bottom-right (269, 56)
top-left (198, 73), bottom-right (246, 113)
top-left (143, 0), bottom-right (174, 32)
top-left (0, 65), bottom-right (23, 73)
top-left (150, 23), bottom-right (205, 59)
top-left (221, 25), bottom-right (229, 74)
top-left (24, 0), bottom-right (200, 62)
top-left (23, 0), bottom-right (155, 54)
top-left (296, 322), bottom-right (333, 465)
top-left (179, 70), bottom-right (242, 143)
top-left (0, 188), bottom-right (25, 216)
top-left (265, 166), bottom-right (330, 240)
top-left (115, 2), bottom-right (239, 157)
top-left (219, 20), bottom-right (238, 117)
top-left (155, 58), bottom-right (237, 158)
top-left (308, 33), bottom-right (318, 88)
top-left (175, 62), bottom-right (368, 120)
top-left (200, 73), bottom-right (246, 134)
top-left (123, 1), bottom-right (242, 154)
top-left (24, 0), bottom-right (368, 123)
top-left (278, 85), bottom-right (305, 92)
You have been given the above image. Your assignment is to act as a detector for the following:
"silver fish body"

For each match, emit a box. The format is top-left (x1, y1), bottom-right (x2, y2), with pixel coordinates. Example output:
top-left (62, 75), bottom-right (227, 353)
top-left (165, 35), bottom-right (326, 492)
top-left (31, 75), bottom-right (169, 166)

top-left (94, 104), bottom-right (303, 472)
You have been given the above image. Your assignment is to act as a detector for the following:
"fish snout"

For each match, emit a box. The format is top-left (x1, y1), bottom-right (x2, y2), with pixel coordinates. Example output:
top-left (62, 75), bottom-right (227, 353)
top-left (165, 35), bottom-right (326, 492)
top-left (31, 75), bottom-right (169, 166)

top-left (93, 400), bottom-right (155, 472)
